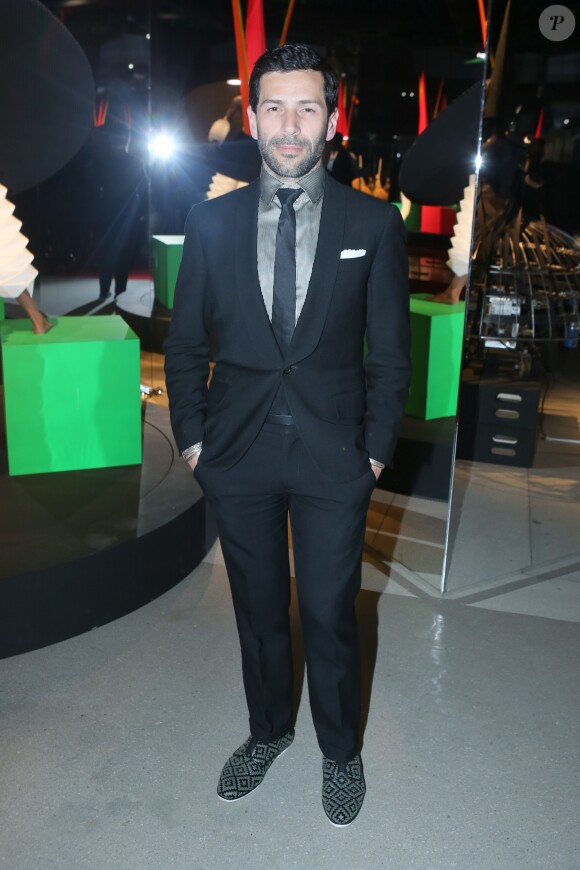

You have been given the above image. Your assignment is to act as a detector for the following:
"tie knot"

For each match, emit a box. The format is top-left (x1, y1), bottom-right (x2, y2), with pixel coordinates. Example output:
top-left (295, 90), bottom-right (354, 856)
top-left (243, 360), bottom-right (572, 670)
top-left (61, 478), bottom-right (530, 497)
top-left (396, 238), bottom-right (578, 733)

top-left (276, 187), bottom-right (302, 209)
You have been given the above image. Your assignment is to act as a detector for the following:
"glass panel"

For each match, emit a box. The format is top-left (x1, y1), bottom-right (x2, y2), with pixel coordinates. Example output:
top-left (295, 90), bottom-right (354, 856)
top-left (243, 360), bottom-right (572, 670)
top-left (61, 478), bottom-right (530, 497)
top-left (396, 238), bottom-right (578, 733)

top-left (362, 10), bottom-right (486, 594)
top-left (0, 1), bottom-right (151, 578)
top-left (444, 0), bottom-right (580, 597)
top-left (1, 2), bottom-right (487, 591)
top-left (143, 3), bottom-right (488, 596)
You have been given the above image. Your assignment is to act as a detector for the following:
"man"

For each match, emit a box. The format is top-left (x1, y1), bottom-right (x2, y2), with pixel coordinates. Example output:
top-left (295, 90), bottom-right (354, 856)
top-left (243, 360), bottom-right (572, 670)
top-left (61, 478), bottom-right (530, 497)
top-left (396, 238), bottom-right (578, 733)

top-left (325, 131), bottom-right (361, 187)
top-left (164, 44), bottom-right (410, 827)
top-left (91, 121), bottom-right (146, 300)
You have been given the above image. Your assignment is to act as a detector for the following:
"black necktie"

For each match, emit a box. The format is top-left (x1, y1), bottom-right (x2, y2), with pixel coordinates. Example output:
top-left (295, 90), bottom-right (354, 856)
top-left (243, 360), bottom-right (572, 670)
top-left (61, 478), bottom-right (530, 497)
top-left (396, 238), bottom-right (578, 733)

top-left (271, 187), bottom-right (302, 355)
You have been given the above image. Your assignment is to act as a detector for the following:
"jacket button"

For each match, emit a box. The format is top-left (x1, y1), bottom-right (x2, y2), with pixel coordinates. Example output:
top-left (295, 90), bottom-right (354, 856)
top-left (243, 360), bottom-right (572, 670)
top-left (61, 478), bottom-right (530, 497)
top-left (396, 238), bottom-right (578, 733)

top-left (283, 366), bottom-right (292, 374)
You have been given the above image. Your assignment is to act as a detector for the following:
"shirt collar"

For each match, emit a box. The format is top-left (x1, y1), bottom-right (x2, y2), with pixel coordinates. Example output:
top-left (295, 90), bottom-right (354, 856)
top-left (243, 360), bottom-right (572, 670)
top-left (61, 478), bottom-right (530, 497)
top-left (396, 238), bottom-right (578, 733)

top-left (259, 162), bottom-right (326, 205)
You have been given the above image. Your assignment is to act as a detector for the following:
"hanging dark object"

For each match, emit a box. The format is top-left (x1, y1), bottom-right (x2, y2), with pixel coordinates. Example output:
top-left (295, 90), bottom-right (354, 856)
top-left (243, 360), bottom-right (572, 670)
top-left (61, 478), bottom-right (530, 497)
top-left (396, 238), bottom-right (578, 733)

top-left (399, 82), bottom-right (483, 206)
top-left (0, 0), bottom-right (95, 194)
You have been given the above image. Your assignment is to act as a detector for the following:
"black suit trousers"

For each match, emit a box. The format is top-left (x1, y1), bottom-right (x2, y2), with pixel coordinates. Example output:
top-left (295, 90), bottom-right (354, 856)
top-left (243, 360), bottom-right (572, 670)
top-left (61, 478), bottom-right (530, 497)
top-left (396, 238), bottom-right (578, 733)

top-left (194, 421), bottom-right (376, 762)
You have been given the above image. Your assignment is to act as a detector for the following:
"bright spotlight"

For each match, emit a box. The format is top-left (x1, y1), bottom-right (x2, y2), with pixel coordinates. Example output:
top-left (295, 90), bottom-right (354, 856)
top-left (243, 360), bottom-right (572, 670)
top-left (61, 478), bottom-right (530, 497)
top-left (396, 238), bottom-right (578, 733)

top-left (475, 153), bottom-right (483, 170)
top-left (149, 132), bottom-right (177, 161)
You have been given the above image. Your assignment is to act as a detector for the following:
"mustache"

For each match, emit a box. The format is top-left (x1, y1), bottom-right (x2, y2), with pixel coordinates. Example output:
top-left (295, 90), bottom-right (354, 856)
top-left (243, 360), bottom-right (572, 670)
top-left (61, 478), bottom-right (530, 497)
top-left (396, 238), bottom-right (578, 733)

top-left (270, 135), bottom-right (311, 149)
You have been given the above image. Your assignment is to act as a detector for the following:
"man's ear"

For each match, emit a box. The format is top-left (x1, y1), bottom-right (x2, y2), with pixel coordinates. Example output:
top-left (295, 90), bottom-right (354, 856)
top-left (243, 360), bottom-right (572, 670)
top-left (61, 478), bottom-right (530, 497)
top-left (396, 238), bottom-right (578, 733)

top-left (247, 105), bottom-right (258, 141)
top-left (326, 108), bottom-right (339, 142)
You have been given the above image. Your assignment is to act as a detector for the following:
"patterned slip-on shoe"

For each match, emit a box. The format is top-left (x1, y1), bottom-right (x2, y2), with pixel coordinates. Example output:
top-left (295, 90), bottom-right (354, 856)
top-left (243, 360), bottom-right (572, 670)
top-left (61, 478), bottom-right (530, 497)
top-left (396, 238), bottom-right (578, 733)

top-left (217, 730), bottom-right (295, 801)
top-left (322, 754), bottom-right (366, 827)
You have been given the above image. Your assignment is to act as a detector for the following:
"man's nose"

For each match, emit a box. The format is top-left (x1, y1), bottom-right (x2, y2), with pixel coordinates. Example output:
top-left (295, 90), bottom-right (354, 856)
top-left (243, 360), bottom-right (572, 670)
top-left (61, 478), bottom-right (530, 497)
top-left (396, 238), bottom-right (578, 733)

top-left (282, 110), bottom-right (300, 134)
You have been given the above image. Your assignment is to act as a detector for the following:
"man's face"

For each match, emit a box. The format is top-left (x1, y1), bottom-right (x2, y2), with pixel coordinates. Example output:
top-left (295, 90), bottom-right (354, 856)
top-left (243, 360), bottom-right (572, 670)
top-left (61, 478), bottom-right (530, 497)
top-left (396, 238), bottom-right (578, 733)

top-left (248, 70), bottom-right (338, 182)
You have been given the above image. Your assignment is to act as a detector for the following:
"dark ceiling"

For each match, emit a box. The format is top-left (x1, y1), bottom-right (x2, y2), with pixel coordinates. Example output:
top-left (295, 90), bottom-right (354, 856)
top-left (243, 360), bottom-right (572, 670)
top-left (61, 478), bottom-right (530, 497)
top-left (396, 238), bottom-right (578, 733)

top-left (6, 0), bottom-right (577, 260)
top-left (39, 0), bottom-right (579, 146)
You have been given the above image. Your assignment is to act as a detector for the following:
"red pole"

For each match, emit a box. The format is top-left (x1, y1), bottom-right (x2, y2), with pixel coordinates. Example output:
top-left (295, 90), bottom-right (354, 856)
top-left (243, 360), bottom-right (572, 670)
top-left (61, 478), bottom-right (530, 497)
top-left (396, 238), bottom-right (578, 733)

top-left (418, 72), bottom-right (428, 134)
top-left (246, 0), bottom-right (266, 72)
top-left (477, 0), bottom-right (487, 48)
top-left (279, 0), bottom-right (296, 46)
top-left (231, 0), bottom-right (250, 134)
top-left (535, 106), bottom-right (544, 139)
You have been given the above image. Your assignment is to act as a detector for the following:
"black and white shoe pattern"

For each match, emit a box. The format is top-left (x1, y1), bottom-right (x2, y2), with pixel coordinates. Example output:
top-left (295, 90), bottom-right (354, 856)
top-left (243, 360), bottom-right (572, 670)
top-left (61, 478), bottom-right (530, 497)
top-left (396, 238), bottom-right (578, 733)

top-left (217, 730), bottom-right (295, 801)
top-left (322, 754), bottom-right (366, 826)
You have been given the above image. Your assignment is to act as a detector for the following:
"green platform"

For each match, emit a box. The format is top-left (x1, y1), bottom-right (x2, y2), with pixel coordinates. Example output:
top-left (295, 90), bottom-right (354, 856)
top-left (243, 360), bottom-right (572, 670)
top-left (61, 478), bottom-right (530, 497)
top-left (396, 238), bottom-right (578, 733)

top-left (152, 235), bottom-right (184, 310)
top-left (406, 294), bottom-right (466, 420)
top-left (0, 298), bottom-right (5, 319)
top-left (1, 316), bottom-right (142, 475)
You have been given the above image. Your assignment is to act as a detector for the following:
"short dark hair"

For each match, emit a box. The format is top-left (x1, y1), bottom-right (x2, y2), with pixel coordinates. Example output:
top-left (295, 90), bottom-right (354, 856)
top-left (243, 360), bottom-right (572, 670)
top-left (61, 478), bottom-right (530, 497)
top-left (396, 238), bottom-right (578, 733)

top-left (249, 43), bottom-right (338, 115)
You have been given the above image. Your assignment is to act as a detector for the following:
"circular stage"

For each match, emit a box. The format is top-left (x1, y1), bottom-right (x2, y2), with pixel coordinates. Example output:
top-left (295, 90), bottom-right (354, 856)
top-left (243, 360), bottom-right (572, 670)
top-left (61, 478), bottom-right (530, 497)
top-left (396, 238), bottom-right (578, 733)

top-left (0, 401), bottom-right (215, 659)
top-left (0, 262), bottom-right (456, 660)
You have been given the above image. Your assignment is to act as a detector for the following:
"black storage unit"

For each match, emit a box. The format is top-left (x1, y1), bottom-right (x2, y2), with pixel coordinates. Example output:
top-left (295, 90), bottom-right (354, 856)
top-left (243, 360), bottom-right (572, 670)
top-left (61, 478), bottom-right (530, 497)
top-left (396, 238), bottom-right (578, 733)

top-left (457, 371), bottom-right (541, 467)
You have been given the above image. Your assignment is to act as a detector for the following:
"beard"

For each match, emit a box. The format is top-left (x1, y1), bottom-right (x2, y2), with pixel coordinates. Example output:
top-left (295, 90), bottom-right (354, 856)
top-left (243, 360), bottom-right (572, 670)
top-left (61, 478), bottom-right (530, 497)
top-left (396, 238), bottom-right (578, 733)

top-left (257, 131), bottom-right (327, 179)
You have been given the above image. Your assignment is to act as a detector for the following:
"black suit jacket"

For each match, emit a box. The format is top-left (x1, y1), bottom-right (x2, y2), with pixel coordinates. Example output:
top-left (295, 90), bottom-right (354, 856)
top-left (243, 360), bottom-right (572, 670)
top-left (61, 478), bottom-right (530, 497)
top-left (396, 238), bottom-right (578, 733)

top-left (164, 174), bottom-right (411, 482)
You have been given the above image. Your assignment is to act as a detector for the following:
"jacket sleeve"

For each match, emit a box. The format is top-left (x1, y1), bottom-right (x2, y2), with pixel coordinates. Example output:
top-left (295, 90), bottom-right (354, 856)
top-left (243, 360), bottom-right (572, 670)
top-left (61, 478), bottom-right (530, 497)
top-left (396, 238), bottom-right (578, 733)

top-left (363, 204), bottom-right (411, 467)
top-left (163, 207), bottom-right (211, 454)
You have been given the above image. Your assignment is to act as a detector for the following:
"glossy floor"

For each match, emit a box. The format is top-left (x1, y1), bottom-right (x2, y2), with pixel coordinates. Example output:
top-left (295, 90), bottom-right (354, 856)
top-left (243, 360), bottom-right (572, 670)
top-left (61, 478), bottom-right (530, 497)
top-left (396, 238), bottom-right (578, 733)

top-left (2, 281), bottom-right (579, 867)
top-left (2, 523), bottom-right (579, 870)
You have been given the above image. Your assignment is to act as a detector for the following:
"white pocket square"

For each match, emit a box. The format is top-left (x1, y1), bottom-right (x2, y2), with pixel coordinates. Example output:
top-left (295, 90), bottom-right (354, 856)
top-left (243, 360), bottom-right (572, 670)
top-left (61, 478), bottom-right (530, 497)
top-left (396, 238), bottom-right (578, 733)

top-left (340, 248), bottom-right (366, 259)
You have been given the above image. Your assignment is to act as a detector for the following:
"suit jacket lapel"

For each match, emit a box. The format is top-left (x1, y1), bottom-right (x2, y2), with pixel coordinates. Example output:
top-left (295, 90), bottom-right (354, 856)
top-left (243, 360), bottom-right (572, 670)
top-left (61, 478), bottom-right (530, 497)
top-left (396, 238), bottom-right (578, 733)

top-left (289, 176), bottom-right (345, 361)
top-left (234, 180), bottom-right (283, 365)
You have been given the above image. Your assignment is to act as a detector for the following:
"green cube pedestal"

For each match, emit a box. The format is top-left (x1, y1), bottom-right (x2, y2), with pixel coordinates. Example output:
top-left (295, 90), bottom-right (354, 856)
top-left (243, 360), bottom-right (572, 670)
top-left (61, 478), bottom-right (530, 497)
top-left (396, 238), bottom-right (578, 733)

top-left (152, 235), bottom-right (184, 310)
top-left (0, 298), bottom-right (5, 319)
top-left (406, 294), bottom-right (466, 420)
top-left (1, 316), bottom-right (142, 475)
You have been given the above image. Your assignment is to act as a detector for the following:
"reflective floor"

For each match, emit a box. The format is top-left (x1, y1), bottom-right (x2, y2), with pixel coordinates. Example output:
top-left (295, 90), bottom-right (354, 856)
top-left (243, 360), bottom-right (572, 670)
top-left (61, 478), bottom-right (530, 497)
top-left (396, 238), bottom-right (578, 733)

top-left (366, 462), bottom-right (580, 622)
top-left (2, 511), bottom-right (579, 869)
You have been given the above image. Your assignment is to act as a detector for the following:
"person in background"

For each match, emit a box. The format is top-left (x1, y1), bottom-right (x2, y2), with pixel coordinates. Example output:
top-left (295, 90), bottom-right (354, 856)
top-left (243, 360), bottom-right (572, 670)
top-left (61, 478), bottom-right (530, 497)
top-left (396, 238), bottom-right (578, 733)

top-left (90, 121), bottom-right (146, 300)
top-left (325, 131), bottom-right (360, 186)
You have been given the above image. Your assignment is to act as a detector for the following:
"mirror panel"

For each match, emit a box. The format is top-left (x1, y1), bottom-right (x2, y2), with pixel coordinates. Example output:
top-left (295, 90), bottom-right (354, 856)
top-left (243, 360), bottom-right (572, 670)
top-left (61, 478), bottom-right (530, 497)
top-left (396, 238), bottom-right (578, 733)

top-left (10, 2), bottom-right (151, 320)
top-left (444, 0), bottom-right (580, 600)
top-left (2, 2), bottom-right (489, 593)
